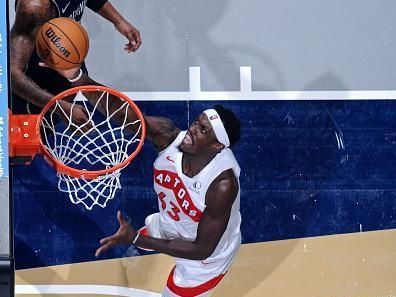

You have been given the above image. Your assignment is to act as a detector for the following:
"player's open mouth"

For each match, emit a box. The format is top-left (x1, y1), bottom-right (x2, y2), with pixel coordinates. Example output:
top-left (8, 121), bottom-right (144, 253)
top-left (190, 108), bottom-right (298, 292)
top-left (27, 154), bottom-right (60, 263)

top-left (183, 132), bottom-right (193, 145)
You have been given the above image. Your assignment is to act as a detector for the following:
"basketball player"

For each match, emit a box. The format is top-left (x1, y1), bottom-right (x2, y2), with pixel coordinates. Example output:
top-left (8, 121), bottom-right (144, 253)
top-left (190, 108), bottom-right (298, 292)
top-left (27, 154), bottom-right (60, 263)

top-left (10, 0), bottom-right (141, 125)
top-left (42, 64), bottom-right (242, 296)
top-left (101, 108), bottom-right (241, 297)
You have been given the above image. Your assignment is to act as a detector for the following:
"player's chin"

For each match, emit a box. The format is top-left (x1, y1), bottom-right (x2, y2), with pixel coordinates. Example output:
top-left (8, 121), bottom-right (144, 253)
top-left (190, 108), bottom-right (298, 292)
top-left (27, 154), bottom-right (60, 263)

top-left (178, 143), bottom-right (193, 153)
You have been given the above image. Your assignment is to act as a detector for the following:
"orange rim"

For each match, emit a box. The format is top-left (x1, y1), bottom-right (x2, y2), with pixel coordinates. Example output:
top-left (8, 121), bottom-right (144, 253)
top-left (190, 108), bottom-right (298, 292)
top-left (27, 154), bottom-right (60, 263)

top-left (38, 85), bottom-right (146, 179)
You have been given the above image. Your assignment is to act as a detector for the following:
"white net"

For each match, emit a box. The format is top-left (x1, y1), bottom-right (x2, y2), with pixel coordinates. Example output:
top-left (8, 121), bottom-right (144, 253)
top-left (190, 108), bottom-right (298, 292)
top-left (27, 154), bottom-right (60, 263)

top-left (40, 89), bottom-right (144, 210)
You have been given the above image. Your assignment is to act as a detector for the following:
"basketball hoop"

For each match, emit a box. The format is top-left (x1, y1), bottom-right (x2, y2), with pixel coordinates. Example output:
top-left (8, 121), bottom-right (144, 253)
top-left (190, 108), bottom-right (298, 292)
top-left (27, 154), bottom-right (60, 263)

top-left (9, 85), bottom-right (146, 210)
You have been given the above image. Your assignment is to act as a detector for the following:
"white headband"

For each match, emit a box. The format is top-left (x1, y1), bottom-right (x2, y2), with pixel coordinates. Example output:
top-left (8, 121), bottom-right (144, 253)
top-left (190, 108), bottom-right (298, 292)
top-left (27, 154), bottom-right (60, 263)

top-left (203, 109), bottom-right (230, 148)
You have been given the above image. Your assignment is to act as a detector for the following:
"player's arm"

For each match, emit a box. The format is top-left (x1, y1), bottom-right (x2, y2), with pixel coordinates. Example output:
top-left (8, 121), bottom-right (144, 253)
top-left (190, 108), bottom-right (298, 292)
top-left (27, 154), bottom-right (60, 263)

top-left (95, 169), bottom-right (239, 260)
top-left (10, 0), bottom-right (56, 107)
top-left (61, 70), bottom-right (180, 150)
top-left (53, 65), bottom-right (180, 150)
top-left (143, 116), bottom-right (181, 151)
top-left (137, 170), bottom-right (238, 260)
top-left (91, 1), bottom-right (142, 52)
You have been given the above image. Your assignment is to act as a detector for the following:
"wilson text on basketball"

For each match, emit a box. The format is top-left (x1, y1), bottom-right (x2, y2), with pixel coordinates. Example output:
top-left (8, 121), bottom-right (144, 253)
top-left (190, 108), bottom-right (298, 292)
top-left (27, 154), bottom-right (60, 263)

top-left (45, 27), bottom-right (71, 58)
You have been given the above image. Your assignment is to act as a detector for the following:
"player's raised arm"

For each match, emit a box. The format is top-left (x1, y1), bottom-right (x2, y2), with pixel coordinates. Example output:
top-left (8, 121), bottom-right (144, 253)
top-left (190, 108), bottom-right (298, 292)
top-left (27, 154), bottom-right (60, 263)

top-left (51, 66), bottom-right (180, 151)
top-left (94, 1), bottom-right (142, 53)
top-left (10, 0), bottom-right (56, 108)
top-left (11, 2), bottom-right (90, 128)
top-left (143, 116), bottom-right (181, 151)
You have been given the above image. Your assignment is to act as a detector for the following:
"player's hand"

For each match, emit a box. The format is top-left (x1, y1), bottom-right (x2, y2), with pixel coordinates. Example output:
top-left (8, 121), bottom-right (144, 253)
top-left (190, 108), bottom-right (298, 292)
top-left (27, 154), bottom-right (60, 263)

top-left (39, 62), bottom-right (82, 81)
top-left (38, 62), bottom-right (91, 131)
top-left (114, 20), bottom-right (142, 53)
top-left (58, 101), bottom-right (92, 133)
top-left (95, 211), bottom-right (137, 257)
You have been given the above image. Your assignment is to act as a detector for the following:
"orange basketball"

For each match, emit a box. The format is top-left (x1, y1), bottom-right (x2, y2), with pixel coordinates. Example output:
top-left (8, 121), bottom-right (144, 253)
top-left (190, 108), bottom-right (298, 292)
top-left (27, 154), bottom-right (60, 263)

top-left (36, 17), bottom-right (89, 69)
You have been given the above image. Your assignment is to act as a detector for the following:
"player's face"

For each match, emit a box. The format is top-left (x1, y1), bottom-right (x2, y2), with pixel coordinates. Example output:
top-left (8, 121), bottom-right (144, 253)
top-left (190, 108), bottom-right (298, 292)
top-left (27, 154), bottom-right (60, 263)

top-left (179, 113), bottom-right (222, 154)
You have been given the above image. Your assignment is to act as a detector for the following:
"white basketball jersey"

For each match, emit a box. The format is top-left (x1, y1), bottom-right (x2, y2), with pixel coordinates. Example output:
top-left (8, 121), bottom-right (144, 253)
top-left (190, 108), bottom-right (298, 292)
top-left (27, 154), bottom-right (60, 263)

top-left (153, 131), bottom-right (241, 258)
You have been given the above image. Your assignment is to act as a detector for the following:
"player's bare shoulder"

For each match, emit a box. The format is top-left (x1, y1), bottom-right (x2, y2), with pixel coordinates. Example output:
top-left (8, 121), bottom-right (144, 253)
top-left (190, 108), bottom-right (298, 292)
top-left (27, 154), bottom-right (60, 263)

top-left (144, 116), bottom-right (181, 151)
top-left (11, 0), bottom-right (57, 77)
top-left (206, 169), bottom-right (239, 210)
top-left (15, 0), bottom-right (56, 24)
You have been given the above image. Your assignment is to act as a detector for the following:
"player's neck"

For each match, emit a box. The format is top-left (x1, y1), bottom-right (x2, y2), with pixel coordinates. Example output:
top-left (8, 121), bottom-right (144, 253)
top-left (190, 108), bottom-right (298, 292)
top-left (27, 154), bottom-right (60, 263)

top-left (181, 152), bottom-right (217, 178)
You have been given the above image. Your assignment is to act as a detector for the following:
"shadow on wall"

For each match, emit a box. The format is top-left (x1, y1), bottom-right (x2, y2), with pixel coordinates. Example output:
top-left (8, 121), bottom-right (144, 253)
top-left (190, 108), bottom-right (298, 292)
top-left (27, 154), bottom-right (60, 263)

top-left (84, 0), bottom-right (287, 92)
top-left (167, 0), bottom-right (286, 92)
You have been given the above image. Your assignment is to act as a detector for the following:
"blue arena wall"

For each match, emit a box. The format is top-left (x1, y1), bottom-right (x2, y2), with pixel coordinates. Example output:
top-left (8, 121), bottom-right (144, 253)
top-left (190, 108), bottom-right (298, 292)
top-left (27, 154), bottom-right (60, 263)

top-left (13, 100), bottom-right (396, 269)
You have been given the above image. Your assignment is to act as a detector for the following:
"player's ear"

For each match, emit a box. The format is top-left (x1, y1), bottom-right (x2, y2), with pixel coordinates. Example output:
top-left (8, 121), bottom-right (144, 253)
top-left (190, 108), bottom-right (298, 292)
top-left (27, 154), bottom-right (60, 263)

top-left (214, 143), bottom-right (224, 152)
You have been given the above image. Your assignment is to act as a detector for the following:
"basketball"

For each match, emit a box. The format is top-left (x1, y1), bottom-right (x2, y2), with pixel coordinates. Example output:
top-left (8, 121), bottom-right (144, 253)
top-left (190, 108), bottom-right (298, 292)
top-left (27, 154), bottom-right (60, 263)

top-left (36, 17), bottom-right (89, 69)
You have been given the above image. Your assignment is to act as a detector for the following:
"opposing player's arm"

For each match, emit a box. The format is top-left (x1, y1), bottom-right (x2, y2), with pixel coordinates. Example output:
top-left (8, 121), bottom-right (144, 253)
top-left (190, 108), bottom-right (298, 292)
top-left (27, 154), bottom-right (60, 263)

top-left (93, 1), bottom-right (142, 52)
top-left (64, 72), bottom-right (180, 150)
top-left (56, 69), bottom-right (179, 150)
top-left (86, 0), bottom-right (107, 13)
top-left (132, 169), bottom-right (238, 260)
top-left (10, 0), bottom-right (56, 107)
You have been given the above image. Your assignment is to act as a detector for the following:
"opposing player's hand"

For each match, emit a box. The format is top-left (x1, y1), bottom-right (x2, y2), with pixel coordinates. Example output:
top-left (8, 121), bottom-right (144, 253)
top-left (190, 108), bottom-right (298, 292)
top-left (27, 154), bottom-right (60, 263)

top-left (95, 211), bottom-right (137, 257)
top-left (38, 62), bottom-right (82, 81)
top-left (59, 101), bottom-right (92, 132)
top-left (114, 20), bottom-right (142, 53)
